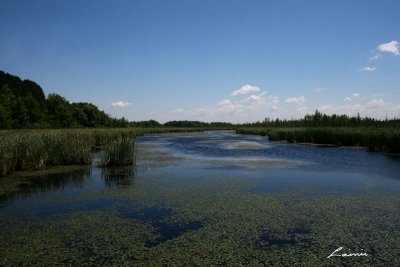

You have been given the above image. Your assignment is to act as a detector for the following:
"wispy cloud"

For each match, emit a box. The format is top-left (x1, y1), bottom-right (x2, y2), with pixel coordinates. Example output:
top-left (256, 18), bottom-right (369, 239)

top-left (232, 85), bottom-right (260, 96)
top-left (285, 96), bottom-right (306, 104)
top-left (343, 93), bottom-right (360, 102)
top-left (172, 108), bottom-right (185, 113)
top-left (217, 99), bottom-right (242, 113)
top-left (111, 101), bottom-right (131, 107)
top-left (367, 98), bottom-right (385, 106)
top-left (318, 98), bottom-right (400, 119)
top-left (297, 106), bottom-right (308, 112)
top-left (369, 54), bottom-right (381, 61)
top-left (360, 66), bottom-right (376, 72)
top-left (377, 40), bottom-right (399, 55)
top-left (168, 86), bottom-right (280, 122)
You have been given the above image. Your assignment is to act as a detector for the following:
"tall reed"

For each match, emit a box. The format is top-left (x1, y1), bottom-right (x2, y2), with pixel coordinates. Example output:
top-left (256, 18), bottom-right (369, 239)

top-left (236, 127), bottom-right (400, 154)
top-left (0, 127), bottom-right (214, 177)
top-left (100, 138), bottom-right (136, 167)
top-left (0, 129), bottom-right (137, 177)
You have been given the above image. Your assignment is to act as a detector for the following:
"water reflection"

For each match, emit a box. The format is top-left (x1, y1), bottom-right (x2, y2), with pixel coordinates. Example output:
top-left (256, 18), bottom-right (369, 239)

top-left (0, 165), bottom-right (137, 206)
top-left (101, 166), bottom-right (136, 188)
top-left (140, 131), bottom-right (400, 179)
top-left (0, 167), bottom-right (92, 205)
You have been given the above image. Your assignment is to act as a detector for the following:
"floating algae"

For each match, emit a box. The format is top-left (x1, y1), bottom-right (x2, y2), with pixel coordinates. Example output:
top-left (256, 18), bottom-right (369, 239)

top-left (1, 131), bottom-right (400, 266)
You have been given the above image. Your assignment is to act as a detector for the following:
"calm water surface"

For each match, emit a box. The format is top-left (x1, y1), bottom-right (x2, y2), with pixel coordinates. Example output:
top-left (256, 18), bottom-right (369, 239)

top-left (1, 131), bottom-right (399, 266)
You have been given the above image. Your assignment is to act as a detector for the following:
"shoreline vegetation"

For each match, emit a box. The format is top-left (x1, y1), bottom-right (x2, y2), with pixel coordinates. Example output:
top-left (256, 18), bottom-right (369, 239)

top-left (1, 125), bottom-right (399, 178)
top-left (236, 127), bottom-right (400, 155)
top-left (0, 128), bottom-right (207, 178)
top-left (1, 70), bottom-right (400, 178)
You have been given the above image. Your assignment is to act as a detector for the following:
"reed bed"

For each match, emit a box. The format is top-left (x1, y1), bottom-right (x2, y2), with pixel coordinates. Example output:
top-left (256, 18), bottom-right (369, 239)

top-left (236, 127), bottom-right (400, 153)
top-left (100, 138), bottom-right (136, 167)
top-left (0, 127), bottom-right (210, 178)
top-left (0, 129), bottom-right (137, 177)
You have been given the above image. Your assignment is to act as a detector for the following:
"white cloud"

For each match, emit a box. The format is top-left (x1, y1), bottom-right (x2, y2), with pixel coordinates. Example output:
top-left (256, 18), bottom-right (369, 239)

top-left (243, 91), bottom-right (268, 106)
top-left (169, 88), bottom-right (280, 122)
top-left (318, 105), bottom-right (333, 112)
top-left (377, 40), bottom-right (399, 55)
top-left (360, 66), bottom-right (376, 72)
top-left (285, 96), bottom-right (306, 104)
top-left (218, 99), bottom-right (232, 106)
top-left (111, 101), bottom-right (131, 107)
top-left (297, 106), bottom-right (308, 112)
top-left (314, 87), bottom-right (323, 93)
top-left (247, 95), bottom-right (262, 102)
top-left (369, 54), bottom-right (381, 61)
top-left (232, 85), bottom-right (260, 96)
top-left (367, 98), bottom-right (385, 107)
top-left (317, 98), bottom-right (400, 119)
top-left (343, 93), bottom-right (360, 102)
top-left (217, 99), bottom-right (241, 113)
top-left (172, 108), bottom-right (185, 113)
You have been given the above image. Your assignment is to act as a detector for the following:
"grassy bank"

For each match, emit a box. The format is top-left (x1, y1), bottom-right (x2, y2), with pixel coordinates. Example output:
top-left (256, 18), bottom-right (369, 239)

top-left (236, 127), bottom-right (400, 154)
top-left (0, 127), bottom-right (209, 177)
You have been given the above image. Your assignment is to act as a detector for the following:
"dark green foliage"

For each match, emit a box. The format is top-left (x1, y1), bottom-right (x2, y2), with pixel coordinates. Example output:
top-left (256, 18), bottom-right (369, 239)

top-left (164, 120), bottom-right (210, 128)
top-left (249, 110), bottom-right (400, 128)
top-left (0, 71), bottom-right (128, 129)
top-left (46, 93), bottom-right (75, 128)
top-left (163, 120), bottom-right (233, 128)
top-left (72, 103), bottom-right (111, 127)
top-left (130, 120), bottom-right (162, 128)
top-left (0, 71), bottom-right (45, 102)
top-left (0, 85), bottom-right (15, 129)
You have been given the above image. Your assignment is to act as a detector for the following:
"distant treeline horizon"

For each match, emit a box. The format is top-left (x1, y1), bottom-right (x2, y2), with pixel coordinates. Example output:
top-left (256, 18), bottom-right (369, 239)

top-left (1, 70), bottom-right (399, 129)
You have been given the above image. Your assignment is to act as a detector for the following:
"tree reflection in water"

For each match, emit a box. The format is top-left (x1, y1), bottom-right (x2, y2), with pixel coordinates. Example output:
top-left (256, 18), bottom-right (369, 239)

top-left (0, 167), bottom-right (92, 204)
top-left (101, 166), bottom-right (136, 189)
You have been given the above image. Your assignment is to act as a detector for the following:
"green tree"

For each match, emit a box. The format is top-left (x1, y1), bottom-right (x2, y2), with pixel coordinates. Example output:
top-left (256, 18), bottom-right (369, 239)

top-left (46, 93), bottom-right (75, 128)
top-left (0, 85), bottom-right (16, 128)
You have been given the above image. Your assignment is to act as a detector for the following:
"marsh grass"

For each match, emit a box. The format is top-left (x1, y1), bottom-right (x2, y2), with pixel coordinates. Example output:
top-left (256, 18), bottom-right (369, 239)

top-left (0, 129), bottom-right (137, 177)
top-left (237, 127), bottom-right (400, 154)
top-left (100, 138), bottom-right (136, 167)
top-left (0, 127), bottom-right (208, 177)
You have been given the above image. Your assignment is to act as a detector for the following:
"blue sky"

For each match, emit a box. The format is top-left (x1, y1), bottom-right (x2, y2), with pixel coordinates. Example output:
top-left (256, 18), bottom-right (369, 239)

top-left (1, 0), bottom-right (399, 122)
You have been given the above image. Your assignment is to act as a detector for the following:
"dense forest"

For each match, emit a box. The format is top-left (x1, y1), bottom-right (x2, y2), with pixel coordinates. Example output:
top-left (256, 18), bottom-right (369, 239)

top-left (0, 71), bottom-right (128, 129)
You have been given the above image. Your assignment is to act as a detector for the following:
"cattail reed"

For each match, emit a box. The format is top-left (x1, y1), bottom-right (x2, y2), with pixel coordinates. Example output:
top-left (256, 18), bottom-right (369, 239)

top-left (0, 129), bottom-right (137, 177)
top-left (236, 127), bottom-right (400, 153)
top-left (100, 138), bottom-right (136, 167)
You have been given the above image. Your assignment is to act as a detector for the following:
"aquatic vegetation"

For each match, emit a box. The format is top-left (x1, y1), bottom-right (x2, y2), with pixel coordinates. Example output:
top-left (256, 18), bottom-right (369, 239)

top-left (100, 138), bottom-right (136, 167)
top-left (0, 129), bottom-right (138, 177)
top-left (0, 128), bottom-right (212, 178)
top-left (1, 176), bottom-right (399, 266)
top-left (101, 166), bottom-right (136, 188)
top-left (1, 131), bottom-right (400, 266)
top-left (237, 127), bottom-right (400, 154)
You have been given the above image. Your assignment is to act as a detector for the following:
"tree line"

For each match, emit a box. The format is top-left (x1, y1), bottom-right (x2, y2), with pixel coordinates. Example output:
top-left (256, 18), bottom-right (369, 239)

top-left (242, 110), bottom-right (400, 128)
top-left (2, 70), bottom-right (399, 129)
top-left (0, 71), bottom-right (128, 129)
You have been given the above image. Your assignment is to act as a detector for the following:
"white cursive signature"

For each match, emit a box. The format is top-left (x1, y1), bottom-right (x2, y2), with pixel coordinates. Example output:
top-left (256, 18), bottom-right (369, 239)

top-left (327, 247), bottom-right (368, 258)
